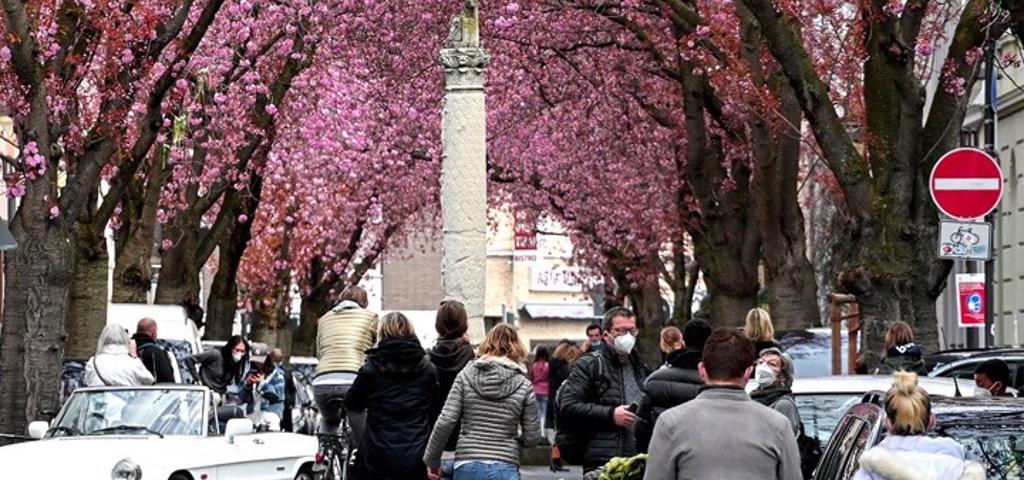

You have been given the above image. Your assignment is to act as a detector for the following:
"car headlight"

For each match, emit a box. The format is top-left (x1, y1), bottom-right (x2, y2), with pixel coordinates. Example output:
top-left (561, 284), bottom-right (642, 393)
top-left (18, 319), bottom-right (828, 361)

top-left (112, 457), bottom-right (142, 480)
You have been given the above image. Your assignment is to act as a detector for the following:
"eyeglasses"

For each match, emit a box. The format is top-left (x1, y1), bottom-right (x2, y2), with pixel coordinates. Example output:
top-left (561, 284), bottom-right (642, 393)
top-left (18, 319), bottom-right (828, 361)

top-left (611, 327), bottom-right (639, 336)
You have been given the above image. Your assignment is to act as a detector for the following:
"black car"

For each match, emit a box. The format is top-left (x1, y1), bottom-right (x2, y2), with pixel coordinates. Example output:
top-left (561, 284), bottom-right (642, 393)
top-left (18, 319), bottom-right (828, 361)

top-left (813, 394), bottom-right (1024, 479)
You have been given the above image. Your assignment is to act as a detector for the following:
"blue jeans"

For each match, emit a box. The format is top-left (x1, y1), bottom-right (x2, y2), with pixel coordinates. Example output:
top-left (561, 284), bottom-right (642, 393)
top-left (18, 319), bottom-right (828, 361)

top-left (454, 461), bottom-right (519, 480)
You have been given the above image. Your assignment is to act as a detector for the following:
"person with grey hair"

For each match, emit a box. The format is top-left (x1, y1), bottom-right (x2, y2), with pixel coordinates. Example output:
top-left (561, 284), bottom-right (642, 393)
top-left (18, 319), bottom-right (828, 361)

top-left (85, 324), bottom-right (156, 387)
top-left (750, 347), bottom-right (801, 437)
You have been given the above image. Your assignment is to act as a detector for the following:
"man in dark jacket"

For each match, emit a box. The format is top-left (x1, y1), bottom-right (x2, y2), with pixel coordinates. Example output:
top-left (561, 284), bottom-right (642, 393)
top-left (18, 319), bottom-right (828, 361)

top-left (558, 307), bottom-right (651, 474)
top-left (132, 318), bottom-right (175, 383)
top-left (634, 319), bottom-right (711, 452)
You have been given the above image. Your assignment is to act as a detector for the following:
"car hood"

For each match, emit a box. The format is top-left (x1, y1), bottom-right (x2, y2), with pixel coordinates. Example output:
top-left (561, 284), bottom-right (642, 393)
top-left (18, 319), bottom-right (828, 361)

top-left (0, 436), bottom-right (177, 479)
top-left (0, 433), bottom-right (317, 479)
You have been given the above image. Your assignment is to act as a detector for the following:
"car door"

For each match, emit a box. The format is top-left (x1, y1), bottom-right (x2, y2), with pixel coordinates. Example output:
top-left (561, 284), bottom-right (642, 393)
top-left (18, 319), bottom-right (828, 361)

top-left (212, 434), bottom-right (301, 480)
top-left (813, 404), bottom-right (883, 480)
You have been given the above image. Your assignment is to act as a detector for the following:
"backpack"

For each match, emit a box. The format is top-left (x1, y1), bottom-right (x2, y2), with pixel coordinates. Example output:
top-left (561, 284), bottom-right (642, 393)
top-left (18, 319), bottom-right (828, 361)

top-left (796, 423), bottom-right (822, 479)
top-left (554, 352), bottom-right (605, 465)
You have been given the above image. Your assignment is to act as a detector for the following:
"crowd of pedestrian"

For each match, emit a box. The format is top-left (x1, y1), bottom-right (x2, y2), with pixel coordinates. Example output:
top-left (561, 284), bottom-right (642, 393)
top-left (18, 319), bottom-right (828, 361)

top-left (75, 290), bottom-right (1019, 480)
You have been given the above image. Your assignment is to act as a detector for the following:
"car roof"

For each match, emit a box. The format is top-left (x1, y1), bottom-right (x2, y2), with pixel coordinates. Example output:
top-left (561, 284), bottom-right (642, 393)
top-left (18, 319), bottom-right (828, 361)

top-left (792, 375), bottom-right (972, 397)
top-left (928, 355), bottom-right (1024, 373)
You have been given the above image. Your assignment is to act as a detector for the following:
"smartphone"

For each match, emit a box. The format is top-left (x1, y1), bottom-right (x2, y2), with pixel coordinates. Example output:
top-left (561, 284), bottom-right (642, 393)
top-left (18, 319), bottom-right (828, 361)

top-left (627, 402), bottom-right (638, 414)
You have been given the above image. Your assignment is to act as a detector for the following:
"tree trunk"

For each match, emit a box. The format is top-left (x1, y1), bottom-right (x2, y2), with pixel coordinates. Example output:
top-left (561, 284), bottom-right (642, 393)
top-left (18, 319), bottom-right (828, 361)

top-left (0, 227), bottom-right (74, 437)
top-left (111, 160), bottom-right (168, 303)
top-left (628, 279), bottom-right (670, 369)
top-left (294, 292), bottom-right (332, 356)
top-left (154, 213), bottom-right (201, 306)
top-left (65, 228), bottom-right (109, 360)
top-left (205, 249), bottom-right (241, 341)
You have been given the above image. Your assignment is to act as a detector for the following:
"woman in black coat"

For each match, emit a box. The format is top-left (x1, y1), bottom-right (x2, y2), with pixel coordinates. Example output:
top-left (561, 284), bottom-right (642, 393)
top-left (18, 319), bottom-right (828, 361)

top-left (345, 312), bottom-right (439, 480)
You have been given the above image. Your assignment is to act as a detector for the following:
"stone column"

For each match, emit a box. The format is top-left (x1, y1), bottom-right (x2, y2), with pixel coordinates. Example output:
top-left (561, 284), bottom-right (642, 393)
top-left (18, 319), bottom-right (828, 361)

top-left (440, 1), bottom-right (490, 342)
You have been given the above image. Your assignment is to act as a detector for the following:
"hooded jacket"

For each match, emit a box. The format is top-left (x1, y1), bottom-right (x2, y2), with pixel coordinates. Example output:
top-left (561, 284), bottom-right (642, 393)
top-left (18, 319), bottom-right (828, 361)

top-left (634, 348), bottom-right (703, 452)
top-left (876, 344), bottom-right (927, 375)
top-left (853, 436), bottom-right (985, 480)
top-left (423, 356), bottom-right (542, 467)
top-left (85, 344), bottom-right (155, 387)
top-left (427, 337), bottom-right (475, 451)
top-left (345, 336), bottom-right (439, 480)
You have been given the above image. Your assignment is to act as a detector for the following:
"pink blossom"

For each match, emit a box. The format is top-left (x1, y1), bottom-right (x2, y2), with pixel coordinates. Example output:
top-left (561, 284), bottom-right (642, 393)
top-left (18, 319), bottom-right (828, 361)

top-left (505, 2), bottom-right (520, 14)
top-left (695, 26), bottom-right (712, 37)
top-left (161, 239), bottom-right (174, 251)
top-left (238, 214), bottom-right (249, 223)
top-left (265, 104), bottom-right (278, 116)
top-left (48, 206), bottom-right (60, 219)
top-left (6, 180), bottom-right (25, 199)
top-left (914, 42), bottom-right (933, 57)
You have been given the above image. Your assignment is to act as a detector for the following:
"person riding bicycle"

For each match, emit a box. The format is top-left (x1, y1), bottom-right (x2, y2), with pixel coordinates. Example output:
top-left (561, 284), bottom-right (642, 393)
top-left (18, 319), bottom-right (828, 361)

top-left (313, 285), bottom-right (378, 436)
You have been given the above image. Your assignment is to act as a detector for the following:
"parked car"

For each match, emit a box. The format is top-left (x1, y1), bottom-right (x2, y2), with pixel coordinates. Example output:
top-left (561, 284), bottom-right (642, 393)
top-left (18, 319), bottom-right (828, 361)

top-left (288, 356), bottom-right (318, 383)
top-left (926, 351), bottom-right (1024, 389)
top-left (786, 376), bottom-right (974, 450)
top-left (812, 395), bottom-right (1024, 479)
top-left (0, 385), bottom-right (317, 479)
top-left (777, 329), bottom-right (851, 377)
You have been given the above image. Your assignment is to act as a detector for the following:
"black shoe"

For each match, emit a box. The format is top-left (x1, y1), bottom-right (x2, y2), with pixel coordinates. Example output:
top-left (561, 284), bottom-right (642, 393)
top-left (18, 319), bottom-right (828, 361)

top-left (550, 462), bottom-right (569, 472)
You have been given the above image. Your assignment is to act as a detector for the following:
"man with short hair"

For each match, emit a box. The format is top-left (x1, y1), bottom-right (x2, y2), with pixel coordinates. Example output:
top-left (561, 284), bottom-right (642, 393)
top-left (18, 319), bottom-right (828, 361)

top-left (132, 317), bottom-right (176, 383)
top-left (583, 323), bottom-right (604, 352)
top-left (644, 329), bottom-right (801, 480)
top-left (559, 307), bottom-right (651, 474)
top-left (974, 358), bottom-right (1013, 397)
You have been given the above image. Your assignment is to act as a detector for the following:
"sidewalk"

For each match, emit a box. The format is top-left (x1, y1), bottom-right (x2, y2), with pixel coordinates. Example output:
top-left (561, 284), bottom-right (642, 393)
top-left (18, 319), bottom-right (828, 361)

top-left (521, 465), bottom-right (583, 480)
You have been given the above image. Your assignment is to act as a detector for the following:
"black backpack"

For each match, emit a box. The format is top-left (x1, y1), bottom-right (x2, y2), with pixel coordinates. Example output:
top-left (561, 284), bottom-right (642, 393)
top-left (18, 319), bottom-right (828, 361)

top-left (796, 423), bottom-right (822, 479)
top-left (554, 353), bottom-right (605, 465)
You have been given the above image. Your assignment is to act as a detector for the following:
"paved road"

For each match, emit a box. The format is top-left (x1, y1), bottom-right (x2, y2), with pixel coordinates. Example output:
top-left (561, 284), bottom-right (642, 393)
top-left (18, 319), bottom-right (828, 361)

top-left (521, 465), bottom-right (583, 480)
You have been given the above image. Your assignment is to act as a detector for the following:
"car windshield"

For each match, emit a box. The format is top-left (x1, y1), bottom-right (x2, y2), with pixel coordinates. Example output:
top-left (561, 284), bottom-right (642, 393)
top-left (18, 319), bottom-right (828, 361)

top-left (50, 389), bottom-right (205, 438)
top-left (796, 393), bottom-right (863, 445)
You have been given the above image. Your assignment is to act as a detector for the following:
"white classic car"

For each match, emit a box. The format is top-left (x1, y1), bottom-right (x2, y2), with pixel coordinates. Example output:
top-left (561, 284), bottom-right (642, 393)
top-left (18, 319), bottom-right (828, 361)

top-left (0, 385), bottom-right (318, 480)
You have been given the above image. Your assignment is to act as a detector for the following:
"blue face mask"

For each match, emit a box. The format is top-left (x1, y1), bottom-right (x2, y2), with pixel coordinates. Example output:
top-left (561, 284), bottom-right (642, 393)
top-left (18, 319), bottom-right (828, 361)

top-left (590, 340), bottom-right (604, 350)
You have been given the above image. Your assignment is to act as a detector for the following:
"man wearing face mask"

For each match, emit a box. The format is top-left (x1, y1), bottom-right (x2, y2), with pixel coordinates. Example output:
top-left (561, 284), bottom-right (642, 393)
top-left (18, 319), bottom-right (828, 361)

top-left (557, 307), bottom-right (651, 474)
top-left (583, 324), bottom-right (604, 352)
top-left (974, 359), bottom-right (1014, 397)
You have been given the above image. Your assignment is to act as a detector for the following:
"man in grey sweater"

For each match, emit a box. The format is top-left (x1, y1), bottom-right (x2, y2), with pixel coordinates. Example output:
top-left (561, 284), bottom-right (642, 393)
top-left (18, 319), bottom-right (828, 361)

top-left (644, 329), bottom-right (801, 480)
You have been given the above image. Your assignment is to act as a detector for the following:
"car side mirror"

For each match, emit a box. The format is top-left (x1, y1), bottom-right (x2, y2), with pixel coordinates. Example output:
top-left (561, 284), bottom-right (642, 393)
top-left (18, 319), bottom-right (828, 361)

top-left (225, 418), bottom-right (254, 443)
top-left (28, 421), bottom-right (48, 439)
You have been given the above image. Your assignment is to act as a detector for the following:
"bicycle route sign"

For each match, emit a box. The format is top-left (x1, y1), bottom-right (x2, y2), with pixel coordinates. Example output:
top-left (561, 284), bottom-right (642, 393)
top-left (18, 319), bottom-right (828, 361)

top-left (937, 221), bottom-right (991, 261)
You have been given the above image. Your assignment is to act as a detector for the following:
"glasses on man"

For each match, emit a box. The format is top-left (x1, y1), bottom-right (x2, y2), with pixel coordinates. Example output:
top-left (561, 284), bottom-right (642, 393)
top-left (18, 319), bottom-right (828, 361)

top-left (611, 327), bottom-right (639, 336)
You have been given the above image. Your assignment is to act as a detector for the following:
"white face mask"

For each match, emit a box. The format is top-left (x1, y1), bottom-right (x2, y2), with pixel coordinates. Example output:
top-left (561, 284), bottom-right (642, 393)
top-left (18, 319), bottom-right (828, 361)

top-left (613, 333), bottom-right (636, 355)
top-left (973, 386), bottom-right (993, 398)
top-left (232, 352), bottom-right (245, 363)
top-left (755, 364), bottom-right (777, 387)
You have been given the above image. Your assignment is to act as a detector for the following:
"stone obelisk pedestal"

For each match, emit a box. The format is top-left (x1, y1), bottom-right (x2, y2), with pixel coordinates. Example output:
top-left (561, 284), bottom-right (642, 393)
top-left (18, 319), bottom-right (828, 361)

top-left (440, 1), bottom-right (490, 342)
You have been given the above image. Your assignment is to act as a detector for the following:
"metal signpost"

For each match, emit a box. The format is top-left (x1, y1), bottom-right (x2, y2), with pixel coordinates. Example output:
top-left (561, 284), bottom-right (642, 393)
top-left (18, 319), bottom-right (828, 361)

top-left (930, 147), bottom-right (1003, 347)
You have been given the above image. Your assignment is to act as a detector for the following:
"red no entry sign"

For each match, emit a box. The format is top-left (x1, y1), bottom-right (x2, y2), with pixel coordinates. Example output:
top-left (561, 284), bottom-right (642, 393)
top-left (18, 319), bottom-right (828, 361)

top-left (929, 148), bottom-right (1004, 220)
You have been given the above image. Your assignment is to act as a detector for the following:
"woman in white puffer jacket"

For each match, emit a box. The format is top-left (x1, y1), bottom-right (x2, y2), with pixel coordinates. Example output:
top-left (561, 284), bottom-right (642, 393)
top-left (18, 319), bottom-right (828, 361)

top-left (853, 372), bottom-right (983, 480)
top-left (85, 324), bottom-right (155, 387)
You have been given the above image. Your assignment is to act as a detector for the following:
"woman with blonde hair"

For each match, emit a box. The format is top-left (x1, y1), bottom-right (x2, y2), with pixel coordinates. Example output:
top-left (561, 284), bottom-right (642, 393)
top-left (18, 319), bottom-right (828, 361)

top-left (424, 323), bottom-right (542, 480)
top-left (876, 321), bottom-right (926, 374)
top-left (853, 372), bottom-right (983, 480)
top-left (744, 307), bottom-right (781, 355)
top-left (659, 326), bottom-right (684, 363)
top-left (345, 312), bottom-right (439, 480)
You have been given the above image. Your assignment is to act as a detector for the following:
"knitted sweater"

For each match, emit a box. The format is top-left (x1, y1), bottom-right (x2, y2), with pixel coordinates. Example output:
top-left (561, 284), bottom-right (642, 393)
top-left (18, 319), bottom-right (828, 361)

top-left (423, 355), bottom-right (542, 467)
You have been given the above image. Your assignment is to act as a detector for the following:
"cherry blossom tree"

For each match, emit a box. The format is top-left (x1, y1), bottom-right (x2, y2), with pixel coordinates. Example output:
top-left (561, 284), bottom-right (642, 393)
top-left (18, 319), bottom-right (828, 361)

top-left (0, 0), bottom-right (234, 434)
top-left (739, 0), bottom-right (1024, 351)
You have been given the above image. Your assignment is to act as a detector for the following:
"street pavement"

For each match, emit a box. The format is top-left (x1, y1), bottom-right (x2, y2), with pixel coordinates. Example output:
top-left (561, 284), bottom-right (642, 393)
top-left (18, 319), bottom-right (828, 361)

top-left (521, 465), bottom-right (583, 480)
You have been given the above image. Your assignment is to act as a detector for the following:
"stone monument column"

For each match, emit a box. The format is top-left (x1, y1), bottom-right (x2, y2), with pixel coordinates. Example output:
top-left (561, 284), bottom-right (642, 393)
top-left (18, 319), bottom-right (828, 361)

top-left (440, 1), bottom-right (490, 342)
